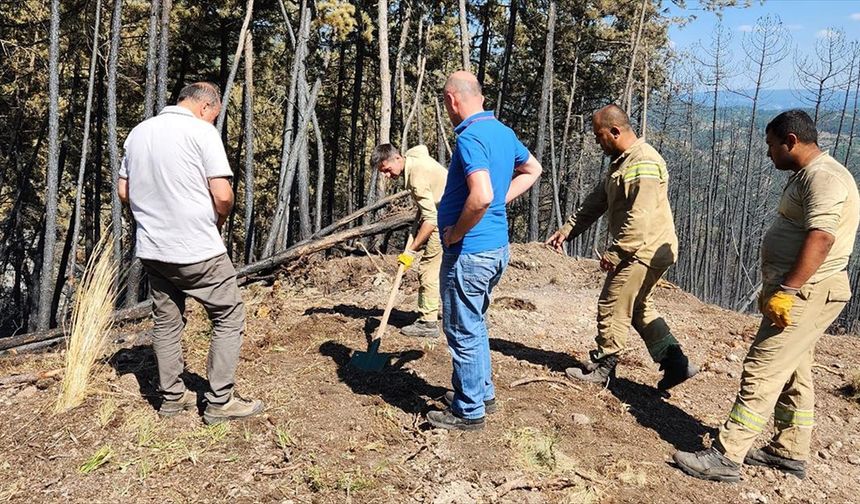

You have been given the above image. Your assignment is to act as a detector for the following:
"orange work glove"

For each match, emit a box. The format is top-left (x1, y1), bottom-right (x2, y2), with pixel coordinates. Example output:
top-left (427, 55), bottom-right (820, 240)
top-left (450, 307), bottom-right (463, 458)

top-left (761, 290), bottom-right (795, 328)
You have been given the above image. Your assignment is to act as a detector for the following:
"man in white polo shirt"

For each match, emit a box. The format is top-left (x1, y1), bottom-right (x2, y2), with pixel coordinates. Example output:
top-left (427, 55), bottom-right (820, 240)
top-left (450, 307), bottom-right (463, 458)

top-left (118, 82), bottom-right (263, 425)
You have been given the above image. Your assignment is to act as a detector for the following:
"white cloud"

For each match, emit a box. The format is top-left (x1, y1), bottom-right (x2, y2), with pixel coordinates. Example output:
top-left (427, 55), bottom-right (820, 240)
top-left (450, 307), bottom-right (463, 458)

top-left (816, 28), bottom-right (842, 39)
top-left (850, 13), bottom-right (860, 21)
top-left (738, 24), bottom-right (753, 32)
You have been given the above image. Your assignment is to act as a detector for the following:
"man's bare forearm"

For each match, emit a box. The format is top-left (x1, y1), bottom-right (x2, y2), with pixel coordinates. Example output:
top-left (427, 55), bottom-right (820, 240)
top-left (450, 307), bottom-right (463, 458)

top-left (118, 178), bottom-right (129, 204)
top-left (506, 155), bottom-right (542, 203)
top-left (411, 220), bottom-right (437, 251)
top-left (506, 172), bottom-right (538, 203)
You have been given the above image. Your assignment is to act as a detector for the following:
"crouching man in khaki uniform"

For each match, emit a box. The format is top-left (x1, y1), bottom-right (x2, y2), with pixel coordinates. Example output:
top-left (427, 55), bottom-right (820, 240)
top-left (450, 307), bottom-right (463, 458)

top-left (546, 104), bottom-right (697, 391)
top-left (674, 110), bottom-right (859, 482)
top-left (372, 144), bottom-right (447, 337)
top-left (118, 82), bottom-right (263, 424)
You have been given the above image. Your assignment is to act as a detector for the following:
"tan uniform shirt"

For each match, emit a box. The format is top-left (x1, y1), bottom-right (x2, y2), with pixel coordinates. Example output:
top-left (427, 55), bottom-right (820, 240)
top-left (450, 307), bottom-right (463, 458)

top-left (560, 139), bottom-right (678, 269)
top-left (403, 145), bottom-right (448, 226)
top-left (761, 152), bottom-right (860, 286)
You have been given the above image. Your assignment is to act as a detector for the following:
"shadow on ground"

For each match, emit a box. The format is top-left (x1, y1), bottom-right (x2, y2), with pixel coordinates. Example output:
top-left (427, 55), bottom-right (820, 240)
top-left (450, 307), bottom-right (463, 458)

top-left (489, 337), bottom-right (578, 373)
top-left (488, 337), bottom-right (714, 451)
top-left (610, 377), bottom-right (717, 451)
top-left (107, 345), bottom-right (209, 414)
top-left (319, 340), bottom-right (448, 417)
top-left (304, 304), bottom-right (419, 336)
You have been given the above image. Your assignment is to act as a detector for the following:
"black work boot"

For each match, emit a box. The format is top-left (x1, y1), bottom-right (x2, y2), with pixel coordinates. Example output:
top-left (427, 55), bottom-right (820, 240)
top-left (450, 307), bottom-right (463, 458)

top-left (744, 448), bottom-right (806, 479)
top-left (426, 409), bottom-right (485, 431)
top-left (565, 354), bottom-right (618, 385)
top-left (657, 345), bottom-right (699, 391)
top-left (673, 447), bottom-right (741, 483)
top-left (442, 391), bottom-right (498, 414)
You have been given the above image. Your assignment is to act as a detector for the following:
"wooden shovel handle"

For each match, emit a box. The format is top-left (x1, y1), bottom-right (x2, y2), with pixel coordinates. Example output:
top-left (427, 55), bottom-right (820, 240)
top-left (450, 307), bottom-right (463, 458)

top-left (373, 235), bottom-right (415, 341)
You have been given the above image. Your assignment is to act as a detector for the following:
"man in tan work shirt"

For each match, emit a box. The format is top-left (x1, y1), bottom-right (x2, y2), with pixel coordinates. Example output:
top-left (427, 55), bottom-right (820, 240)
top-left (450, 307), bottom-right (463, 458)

top-left (675, 110), bottom-right (859, 483)
top-left (372, 143), bottom-right (447, 337)
top-left (546, 104), bottom-right (698, 391)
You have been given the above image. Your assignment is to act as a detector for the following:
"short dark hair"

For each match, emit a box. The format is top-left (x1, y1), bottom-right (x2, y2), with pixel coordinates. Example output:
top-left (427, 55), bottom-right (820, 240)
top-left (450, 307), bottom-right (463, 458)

top-left (177, 82), bottom-right (221, 106)
top-left (371, 143), bottom-right (400, 169)
top-left (593, 103), bottom-right (632, 131)
top-left (765, 109), bottom-right (818, 145)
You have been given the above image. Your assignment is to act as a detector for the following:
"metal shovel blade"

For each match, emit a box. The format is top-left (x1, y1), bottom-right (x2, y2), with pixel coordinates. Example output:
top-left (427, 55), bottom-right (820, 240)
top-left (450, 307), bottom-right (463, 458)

top-left (348, 339), bottom-right (392, 372)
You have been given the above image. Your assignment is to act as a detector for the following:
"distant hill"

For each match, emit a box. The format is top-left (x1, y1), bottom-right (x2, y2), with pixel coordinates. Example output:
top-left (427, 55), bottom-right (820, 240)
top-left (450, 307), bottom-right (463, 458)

top-left (691, 88), bottom-right (846, 111)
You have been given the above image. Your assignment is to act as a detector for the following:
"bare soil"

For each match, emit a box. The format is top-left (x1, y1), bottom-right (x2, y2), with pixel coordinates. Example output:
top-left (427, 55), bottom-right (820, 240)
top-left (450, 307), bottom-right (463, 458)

top-left (1, 243), bottom-right (859, 503)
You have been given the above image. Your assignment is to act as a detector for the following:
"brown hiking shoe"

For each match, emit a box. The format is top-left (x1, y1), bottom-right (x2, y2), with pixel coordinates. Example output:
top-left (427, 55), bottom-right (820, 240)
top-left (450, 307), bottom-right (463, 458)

top-left (158, 390), bottom-right (197, 417)
top-left (744, 448), bottom-right (806, 479)
top-left (203, 393), bottom-right (265, 425)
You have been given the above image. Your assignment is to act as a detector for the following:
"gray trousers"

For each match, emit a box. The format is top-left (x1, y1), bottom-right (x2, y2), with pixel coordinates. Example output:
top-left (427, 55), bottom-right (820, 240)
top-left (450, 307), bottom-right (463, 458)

top-left (142, 253), bottom-right (245, 404)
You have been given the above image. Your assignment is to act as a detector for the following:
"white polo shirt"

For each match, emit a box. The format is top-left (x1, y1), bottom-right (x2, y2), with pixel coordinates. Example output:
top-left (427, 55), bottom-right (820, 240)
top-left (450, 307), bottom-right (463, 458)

top-left (120, 106), bottom-right (232, 264)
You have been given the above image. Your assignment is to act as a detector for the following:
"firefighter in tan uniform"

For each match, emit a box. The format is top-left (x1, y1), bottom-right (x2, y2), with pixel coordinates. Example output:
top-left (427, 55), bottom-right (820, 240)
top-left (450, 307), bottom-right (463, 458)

top-left (372, 144), bottom-right (447, 337)
top-left (674, 110), bottom-right (859, 482)
top-left (547, 104), bottom-right (698, 390)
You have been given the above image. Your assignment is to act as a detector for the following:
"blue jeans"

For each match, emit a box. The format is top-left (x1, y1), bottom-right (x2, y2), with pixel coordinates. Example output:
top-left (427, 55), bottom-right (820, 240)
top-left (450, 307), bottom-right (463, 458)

top-left (440, 245), bottom-right (509, 419)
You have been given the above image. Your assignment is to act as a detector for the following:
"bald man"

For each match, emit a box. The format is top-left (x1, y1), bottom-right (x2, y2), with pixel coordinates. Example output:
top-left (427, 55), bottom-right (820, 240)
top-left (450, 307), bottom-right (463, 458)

top-left (546, 105), bottom-right (697, 391)
top-left (426, 71), bottom-right (542, 431)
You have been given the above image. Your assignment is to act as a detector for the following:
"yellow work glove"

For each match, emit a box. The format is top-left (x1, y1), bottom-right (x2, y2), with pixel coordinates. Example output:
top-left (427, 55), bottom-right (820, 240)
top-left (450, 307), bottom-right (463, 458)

top-left (761, 290), bottom-right (796, 328)
top-left (397, 250), bottom-right (417, 269)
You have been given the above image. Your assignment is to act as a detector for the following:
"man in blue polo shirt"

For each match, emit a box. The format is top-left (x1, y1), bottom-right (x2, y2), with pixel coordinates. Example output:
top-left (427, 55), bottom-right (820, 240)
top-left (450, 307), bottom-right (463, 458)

top-left (426, 71), bottom-right (542, 431)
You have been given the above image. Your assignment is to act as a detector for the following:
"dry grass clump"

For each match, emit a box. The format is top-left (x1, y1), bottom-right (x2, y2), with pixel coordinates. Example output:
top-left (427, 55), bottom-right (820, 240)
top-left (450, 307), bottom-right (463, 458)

top-left (55, 234), bottom-right (118, 412)
top-left (505, 427), bottom-right (577, 474)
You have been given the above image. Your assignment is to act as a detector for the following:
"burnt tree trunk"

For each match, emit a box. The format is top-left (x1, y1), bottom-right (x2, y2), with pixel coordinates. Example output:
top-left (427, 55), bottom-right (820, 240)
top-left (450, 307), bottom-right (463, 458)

top-left (107, 0), bottom-right (124, 297)
top-left (528, 1), bottom-right (555, 242)
top-left (36, 0), bottom-right (62, 331)
top-left (243, 30), bottom-right (255, 263)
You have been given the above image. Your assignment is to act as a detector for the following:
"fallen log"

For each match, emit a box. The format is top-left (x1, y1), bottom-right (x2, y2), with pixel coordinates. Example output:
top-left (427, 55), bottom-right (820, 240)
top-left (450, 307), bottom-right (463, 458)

top-left (0, 301), bottom-right (152, 352)
top-left (0, 211), bottom-right (413, 354)
top-left (0, 368), bottom-right (63, 387)
top-left (238, 210), bottom-right (413, 278)
top-left (301, 189), bottom-right (410, 244)
top-left (0, 336), bottom-right (66, 355)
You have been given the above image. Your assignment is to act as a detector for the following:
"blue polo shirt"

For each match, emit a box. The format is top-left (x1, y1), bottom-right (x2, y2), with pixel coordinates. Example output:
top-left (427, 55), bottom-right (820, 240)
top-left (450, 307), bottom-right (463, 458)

top-left (438, 111), bottom-right (531, 254)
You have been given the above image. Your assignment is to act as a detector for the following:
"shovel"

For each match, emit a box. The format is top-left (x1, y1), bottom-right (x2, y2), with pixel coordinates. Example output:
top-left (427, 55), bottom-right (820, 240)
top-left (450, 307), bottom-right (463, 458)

top-left (349, 236), bottom-right (414, 371)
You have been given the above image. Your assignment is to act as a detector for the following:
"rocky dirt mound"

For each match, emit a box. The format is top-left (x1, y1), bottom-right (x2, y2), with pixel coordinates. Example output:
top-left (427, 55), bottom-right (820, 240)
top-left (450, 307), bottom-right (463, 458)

top-left (1, 242), bottom-right (859, 503)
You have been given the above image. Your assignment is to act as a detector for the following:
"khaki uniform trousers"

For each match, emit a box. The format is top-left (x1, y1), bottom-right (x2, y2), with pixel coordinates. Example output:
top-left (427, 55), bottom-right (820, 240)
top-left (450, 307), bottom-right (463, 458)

top-left (593, 259), bottom-right (679, 363)
top-left (718, 271), bottom-right (851, 463)
top-left (141, 253), bottom-right (246, 405)
top-left (417, 230), bottom-right (442, 322)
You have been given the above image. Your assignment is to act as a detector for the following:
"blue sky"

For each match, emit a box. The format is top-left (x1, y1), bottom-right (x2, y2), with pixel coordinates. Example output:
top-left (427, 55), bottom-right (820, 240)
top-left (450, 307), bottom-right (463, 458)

top-left (666, 0), bottom-right (860, 89)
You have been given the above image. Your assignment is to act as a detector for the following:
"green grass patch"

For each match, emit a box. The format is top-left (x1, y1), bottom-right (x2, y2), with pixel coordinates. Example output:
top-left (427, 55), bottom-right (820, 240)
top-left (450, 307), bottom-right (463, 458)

top-left (80, 445), bottom-right (113, 474)
top-left (193, 422), bottom-right (230, 443)
top-left (336, 468), bottom-right (375, 494)
top-left (275, 423), bottom-right (296, 450)
top-left (304, 465), bottom-right (329, 492)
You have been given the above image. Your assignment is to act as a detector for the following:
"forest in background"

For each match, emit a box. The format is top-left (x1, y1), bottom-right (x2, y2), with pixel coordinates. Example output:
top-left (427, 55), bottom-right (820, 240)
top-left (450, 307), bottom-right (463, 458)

top-left (2, 0), bottom-right (860, 340)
